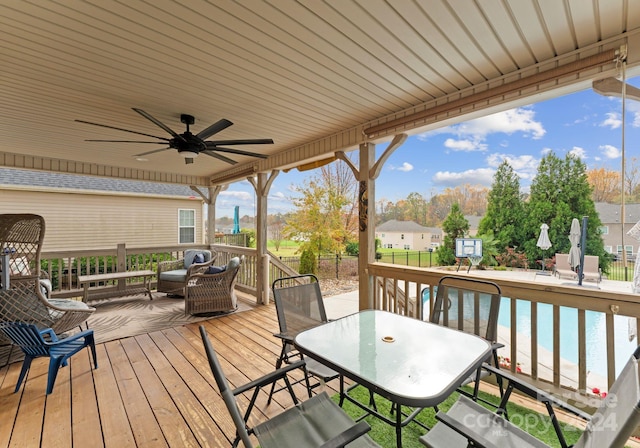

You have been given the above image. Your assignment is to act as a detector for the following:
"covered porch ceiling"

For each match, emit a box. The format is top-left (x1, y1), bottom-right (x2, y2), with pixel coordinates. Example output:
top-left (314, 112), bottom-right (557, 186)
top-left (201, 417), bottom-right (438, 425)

top-left (1, 1), bottom-right (640, 187)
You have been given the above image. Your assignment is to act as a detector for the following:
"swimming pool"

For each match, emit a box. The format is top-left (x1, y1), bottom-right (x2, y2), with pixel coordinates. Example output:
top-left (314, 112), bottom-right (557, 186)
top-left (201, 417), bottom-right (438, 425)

top-left (423, 290), bottom-right (637, 377)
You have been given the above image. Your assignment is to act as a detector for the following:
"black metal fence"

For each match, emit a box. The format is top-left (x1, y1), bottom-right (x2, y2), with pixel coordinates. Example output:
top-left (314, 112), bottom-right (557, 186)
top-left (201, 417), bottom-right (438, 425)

top-left (277, 255), bottom-right (359, 280)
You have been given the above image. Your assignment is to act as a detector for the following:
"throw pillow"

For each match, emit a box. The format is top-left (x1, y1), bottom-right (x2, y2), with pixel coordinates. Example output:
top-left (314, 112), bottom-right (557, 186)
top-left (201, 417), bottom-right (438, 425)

top-left (193, 252), bottom-right (206, 264)
top-left (206, 265), bottom-right (226, 274)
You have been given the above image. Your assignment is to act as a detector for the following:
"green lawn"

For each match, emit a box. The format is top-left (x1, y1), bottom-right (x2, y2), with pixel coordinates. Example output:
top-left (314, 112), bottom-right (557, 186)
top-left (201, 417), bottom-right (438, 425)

top-left (333, 385), bottom-right (584, 448)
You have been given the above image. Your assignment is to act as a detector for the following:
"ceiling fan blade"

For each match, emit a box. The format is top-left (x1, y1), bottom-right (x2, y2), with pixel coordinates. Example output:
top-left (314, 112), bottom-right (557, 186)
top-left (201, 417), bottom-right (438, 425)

top-left (75, 119), bottom-right (170, 140)
top-left (206, 144), bottom-right (268, 159)
top-left (85, 140), bottom-right (167, 143)
top-left (132, 108), bottom-right (186, 142)
top-left (134, 147), bottom-right (172, 157)
top-left (196, 119), bottom-right (233, 140)
top-left (202, 150), bottom-right (238, 165)
top-left (206, 139), bottom-right (274, 145)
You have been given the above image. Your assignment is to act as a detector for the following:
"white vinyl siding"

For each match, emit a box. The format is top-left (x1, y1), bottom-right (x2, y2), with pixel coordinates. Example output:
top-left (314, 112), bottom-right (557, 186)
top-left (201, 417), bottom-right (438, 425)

top-left (0, 189), bottom-right (204, 251)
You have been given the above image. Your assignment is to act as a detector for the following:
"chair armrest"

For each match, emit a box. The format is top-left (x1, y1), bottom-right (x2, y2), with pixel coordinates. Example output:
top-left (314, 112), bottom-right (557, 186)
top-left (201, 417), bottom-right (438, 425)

top-left (158, 258), bottom-right (184, 273)
top-left (482, 363), bottom-right (592, 421)
top-left (318, 421), bottom-right (373, 448)
top-left (434, 411), bottom-right (497, 448)
top-left (48, 329), bottom-right (94, 346)
top-left (39, 328), bottom-right (59, 342)
top-left (232, 360), bottom-right (306, 396)
top-left (273, 332), bottom-right (294, 343)
top-left (186, 258), bottom-right (216, 276)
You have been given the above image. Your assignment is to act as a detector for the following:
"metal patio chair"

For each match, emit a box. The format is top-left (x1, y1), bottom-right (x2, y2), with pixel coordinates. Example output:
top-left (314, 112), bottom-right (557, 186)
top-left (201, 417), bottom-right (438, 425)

top-left (430, 275), bottom-right (503, 403)
top-left (0, 321), bottom-right (97, 394)
top-left (420, 345), bottom-right (640, 448)
top-left (267, 274), bottom-right (341, 404)
top-left (199, 325), bottom-right (379, 448)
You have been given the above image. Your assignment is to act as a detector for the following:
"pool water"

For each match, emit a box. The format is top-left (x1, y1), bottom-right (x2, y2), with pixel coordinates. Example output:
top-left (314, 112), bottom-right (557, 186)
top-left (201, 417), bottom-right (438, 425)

top-left (423, 291), bottom-right (638, 377)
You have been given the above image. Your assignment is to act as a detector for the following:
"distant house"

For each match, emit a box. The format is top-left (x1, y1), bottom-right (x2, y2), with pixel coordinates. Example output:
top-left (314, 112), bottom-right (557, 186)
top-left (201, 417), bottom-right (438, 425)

top-left (375, 220), bottom-right (442, 250)
top-left (595, 202), bottom-right (640, 259)
top-left (464, 215), bottom-right (481, 236)
top-left (0, 168), bottom-right (205, 251)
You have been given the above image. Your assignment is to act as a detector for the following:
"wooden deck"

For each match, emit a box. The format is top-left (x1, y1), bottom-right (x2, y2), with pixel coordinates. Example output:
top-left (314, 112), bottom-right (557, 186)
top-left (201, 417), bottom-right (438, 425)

top-left (0, 301), bottom-right (338, 448)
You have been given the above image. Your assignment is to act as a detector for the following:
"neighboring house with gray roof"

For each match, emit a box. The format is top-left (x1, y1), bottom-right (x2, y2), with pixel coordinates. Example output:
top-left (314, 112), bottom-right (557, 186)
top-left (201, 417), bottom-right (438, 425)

top-left (375, 219), bottom-right (442, 250)
top-left (0, 168), bottom-right (205, 251)
top-left (595, 202), bottom-right (640, 259)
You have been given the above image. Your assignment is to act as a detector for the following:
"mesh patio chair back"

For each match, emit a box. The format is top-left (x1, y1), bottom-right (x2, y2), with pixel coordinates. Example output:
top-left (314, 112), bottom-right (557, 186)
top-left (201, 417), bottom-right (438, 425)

top-left (199, 325), bottom-right (378, 448)
top-left (431, 275), bottom-right (501, 344)
top-left (573, 345), bottom-right (640, 448)
top-left (268, 274), bottom-right (339, 403)
top-left (0, 214), bottom-right (94, 342)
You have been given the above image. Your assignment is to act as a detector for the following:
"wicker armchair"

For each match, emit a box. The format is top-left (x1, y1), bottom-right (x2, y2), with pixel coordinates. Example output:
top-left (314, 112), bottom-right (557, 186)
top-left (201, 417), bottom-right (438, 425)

top-left (0, 214), bottom-right (95, 342)
top-left (156, 249), bottom-right (217, 296)
top-left (184, 255), bottom-right (243, 315)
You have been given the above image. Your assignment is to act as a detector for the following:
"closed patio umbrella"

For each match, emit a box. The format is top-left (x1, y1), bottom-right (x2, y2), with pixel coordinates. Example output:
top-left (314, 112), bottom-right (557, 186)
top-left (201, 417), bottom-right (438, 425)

top-left (568, 218), bottom-right (581, 271)
top-left (536, 223), bottom-right (552, 272)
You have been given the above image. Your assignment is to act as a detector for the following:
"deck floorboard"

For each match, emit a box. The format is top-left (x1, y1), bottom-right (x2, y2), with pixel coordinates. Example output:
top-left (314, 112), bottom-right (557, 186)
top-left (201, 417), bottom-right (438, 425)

top-left (0, 298), bottom-right (313, 447)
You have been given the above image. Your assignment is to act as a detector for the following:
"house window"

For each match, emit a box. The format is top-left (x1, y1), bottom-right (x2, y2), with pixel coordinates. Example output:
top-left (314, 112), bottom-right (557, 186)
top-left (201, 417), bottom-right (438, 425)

top-left (421, 234), bottom-right (424, 239)
top-left (179, 209), bottom-right (196, 244)
top-left (401, 234), bottom-right (404, 240)
top-left (599, 226), bottom-right (608, 235)
top-left (404, 245), bottom-right (410, 250)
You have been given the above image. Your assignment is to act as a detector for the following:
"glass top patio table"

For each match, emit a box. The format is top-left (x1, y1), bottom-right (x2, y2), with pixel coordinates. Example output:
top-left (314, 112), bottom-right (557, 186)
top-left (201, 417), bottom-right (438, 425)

top-left (294, 309), bottom-right (492, 409)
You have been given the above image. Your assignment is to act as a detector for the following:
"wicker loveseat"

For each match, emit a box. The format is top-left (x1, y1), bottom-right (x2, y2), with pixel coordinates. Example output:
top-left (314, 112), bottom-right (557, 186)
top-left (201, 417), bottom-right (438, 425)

top-left (184, 255), bottom-right (243, 315)
top-left (157, 249), bottom-right (217, 296)
top-left (0, 214), bottom-right (95, 342)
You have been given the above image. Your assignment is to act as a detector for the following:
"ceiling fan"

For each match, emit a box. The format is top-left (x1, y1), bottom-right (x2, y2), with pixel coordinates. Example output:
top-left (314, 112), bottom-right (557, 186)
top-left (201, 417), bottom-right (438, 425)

top-left (76, 108), bottom-right (273, 165)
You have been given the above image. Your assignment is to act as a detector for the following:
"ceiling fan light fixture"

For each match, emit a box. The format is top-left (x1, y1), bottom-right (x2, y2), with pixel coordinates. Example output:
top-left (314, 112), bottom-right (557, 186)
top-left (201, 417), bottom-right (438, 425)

top-left (179, 150), bottom-right (199, 159)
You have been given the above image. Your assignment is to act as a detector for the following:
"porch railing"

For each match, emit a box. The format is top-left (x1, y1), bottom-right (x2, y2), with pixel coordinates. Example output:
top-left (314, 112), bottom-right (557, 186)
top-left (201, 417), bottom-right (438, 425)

top-left (368, 262), bottom-right (640, 399)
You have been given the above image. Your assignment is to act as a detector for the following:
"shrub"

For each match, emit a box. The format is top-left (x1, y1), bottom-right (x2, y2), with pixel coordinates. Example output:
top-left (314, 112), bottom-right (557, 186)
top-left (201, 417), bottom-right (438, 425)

top-left (299, 249), bottom-right (317, 274)
top-left (345, 242), bottom-right (359, 256)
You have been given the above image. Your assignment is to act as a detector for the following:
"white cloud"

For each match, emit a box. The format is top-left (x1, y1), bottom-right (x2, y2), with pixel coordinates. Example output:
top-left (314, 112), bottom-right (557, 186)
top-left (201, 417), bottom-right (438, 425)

top-left (599, 144), bottom-right (622, 159)
top-left (432, 168), bottom-right (496, 187)
top-left (569, 146), bottom-right (587, 159)
top-left (443, 138), bottom-right (487, 152)
top-left (601, 112), bottom-right (621, 129)
top-left (220, 190), bottom-right (252, 201)
top-left (389, 162), bottom-right (414, 172)
top-left (269, 191), bottom-right (287, 201)
top-left (485, 153), bottom-right (539, 180)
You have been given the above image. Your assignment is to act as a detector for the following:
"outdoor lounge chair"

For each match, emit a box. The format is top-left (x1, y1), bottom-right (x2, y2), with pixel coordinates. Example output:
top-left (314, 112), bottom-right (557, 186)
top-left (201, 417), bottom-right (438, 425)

top-left (157, 249), bottom-right (217, 296)
top-left (430, 275), bottom-right (503, 403)
top-left (199, 325), bottom-right (379, 448)
top-left (184, 255), bottom-right (243, 315)
top-left (0, 322), bottom-right (97, 394)
top-left (267, 274), bottom-right (341, 404)
top-left (420, 346), bottom-right (640, 448)
top-left (0, 214), bottom-right (95, 342)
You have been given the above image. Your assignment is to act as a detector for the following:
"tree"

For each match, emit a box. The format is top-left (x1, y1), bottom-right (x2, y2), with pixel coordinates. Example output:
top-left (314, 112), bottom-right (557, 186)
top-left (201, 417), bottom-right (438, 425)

top-left (405, 192), bottom-right (428, 225)
top-left (283, 160), bottom-right (356, 256)
top-left (587, 167), bottom-right (620, 203)
top-left (524, 152), bottom-right (608, 272)
top-left (268, 214), bottom-right (285, 251)
top-left (437, 203), bottom-right (469, 265)
top-left (478, 161), bottom-right (524, 252)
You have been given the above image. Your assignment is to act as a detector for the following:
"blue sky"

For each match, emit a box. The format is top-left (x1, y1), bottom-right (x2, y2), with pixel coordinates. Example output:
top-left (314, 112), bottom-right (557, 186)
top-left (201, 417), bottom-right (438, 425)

top-left (216, 76), bottom-right (640, 218)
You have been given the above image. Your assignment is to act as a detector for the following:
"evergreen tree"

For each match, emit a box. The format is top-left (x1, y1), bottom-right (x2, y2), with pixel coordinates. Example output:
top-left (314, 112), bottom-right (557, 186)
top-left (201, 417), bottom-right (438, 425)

top-left (525, 152), bottom-right (609, 272)
top-left (437, 203), bottom-right (469, 265)
top-left (478, 161), bottom-right (524, 252)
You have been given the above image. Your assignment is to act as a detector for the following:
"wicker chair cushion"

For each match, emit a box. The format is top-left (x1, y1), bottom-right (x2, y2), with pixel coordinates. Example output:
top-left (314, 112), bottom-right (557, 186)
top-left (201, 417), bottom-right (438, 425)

top-left (159, 269), bottom-right (188, 282)
top-left (183, 250), bottom-right (212, 269)
top-left (227, 257), bottom-right (240, 271)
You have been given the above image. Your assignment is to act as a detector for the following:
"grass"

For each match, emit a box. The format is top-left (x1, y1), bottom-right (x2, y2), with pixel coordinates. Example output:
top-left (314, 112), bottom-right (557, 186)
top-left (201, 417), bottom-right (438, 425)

top-left (333, 385), bottom-right (584, 448)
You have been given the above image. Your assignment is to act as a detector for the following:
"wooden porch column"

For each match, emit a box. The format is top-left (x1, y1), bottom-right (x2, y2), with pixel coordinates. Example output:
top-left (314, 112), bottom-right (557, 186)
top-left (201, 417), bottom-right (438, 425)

top-left (190, 185), bottom-right (225, 245)
top-left (249, 171), bottom-right (279, 304)
top-left (357, 143), bottom-right (376, 310)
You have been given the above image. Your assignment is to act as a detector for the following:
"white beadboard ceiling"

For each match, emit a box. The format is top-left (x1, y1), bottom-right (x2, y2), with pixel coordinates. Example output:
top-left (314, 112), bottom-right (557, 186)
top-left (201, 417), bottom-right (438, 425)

top-left (1, 0), bottom-right (639, 186)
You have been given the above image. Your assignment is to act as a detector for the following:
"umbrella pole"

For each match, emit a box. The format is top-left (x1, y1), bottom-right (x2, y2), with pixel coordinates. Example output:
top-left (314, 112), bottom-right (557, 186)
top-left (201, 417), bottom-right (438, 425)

top-left (578, 216), bottom-right (588, 286)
